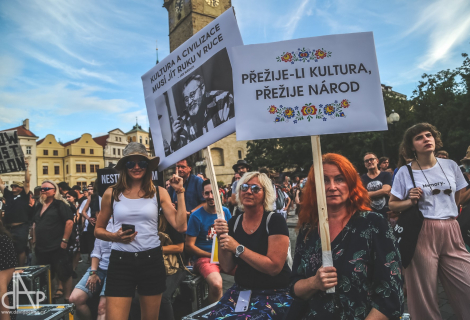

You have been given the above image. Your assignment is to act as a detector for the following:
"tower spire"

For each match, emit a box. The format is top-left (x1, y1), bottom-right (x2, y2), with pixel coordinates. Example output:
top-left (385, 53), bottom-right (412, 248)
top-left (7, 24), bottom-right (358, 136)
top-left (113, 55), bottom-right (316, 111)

top-left (156, 40), bottom-right (159, 65)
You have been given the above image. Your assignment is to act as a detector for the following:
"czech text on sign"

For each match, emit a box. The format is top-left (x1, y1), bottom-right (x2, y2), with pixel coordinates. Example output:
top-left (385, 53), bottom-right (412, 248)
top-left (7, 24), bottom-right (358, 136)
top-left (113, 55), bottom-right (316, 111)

top-left (142, 8), bottom-right (243, 170)
top-left (230, 32), bottom-right (387, 141)
top-left (0, 130), bottom-right (26, 174)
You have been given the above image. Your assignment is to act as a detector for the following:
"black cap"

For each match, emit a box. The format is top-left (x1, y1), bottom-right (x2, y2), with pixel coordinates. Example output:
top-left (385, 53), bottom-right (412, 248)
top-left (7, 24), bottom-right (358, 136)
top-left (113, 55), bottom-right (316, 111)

top-left (71, 185), bottom-right (81, 192)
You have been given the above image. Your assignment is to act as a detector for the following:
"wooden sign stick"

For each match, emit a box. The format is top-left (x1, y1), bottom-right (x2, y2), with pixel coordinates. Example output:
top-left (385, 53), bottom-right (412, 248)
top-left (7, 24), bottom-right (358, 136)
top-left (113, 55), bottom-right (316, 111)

top-left (202, 146), bottom-right (224, 220)
top-left (311, 135), bottom-right (335, 293)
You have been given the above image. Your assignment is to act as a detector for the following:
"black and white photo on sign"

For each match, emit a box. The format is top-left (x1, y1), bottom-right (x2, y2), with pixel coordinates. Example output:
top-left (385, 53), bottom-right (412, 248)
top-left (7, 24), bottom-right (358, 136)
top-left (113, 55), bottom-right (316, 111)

top-left (155, 48), bottom-right (234, 157)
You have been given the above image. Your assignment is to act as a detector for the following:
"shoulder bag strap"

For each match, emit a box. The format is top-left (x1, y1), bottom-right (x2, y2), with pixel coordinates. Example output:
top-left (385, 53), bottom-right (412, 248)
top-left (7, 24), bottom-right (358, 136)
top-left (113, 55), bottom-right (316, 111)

top-left (233, 214), bottom-right (242, 232)
top-left (266, 211), bottom-right (275, 235)
top-left (406, 165), bottom-right (417, 189)
top-left (156, 185), bottom-right (162, 215)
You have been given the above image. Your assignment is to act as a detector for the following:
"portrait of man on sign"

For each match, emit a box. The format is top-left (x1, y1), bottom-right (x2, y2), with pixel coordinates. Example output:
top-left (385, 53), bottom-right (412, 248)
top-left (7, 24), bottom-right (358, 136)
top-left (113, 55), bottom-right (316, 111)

top-left (155, 48), bottom-right (235, 157)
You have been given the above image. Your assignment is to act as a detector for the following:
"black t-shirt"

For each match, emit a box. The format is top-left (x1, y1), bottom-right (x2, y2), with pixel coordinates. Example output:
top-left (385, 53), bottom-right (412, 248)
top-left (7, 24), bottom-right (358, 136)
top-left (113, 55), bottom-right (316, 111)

top-left (228, 211), bottom-right (291, 290)
top-left (361, 171), bottom-right (393, 216)
top-left (33, 199), bottom-right (73, 253)
top-left (3, 188), bottom-right (31, 224)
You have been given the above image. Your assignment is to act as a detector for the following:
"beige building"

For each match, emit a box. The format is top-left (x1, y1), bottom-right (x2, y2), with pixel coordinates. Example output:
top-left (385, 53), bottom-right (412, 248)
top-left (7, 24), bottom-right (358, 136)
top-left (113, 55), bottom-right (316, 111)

top-left (94, 129), bottom-right (129, 168)
top-left (36, 134), bottom-right (65, 185)
top-left (0, 119), bottom-right (39, 193)
top-left (126, 122), bottom-right (150, 151)
top-left (63, 134), bottom-right (104, 187)
top-left (163, 0), bottom-right (249, 184)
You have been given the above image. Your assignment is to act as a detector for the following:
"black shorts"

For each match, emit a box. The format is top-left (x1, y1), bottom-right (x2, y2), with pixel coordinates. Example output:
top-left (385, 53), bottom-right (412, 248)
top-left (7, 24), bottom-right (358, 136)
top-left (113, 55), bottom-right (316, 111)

top-left (8, 223), bottom-right (29, 254)
top-left (35, 248), bottom-right (73, 282)
top-left (80, 231), bottom-right (95, 254)
top-left (105, 247), bottom-right (166, 297)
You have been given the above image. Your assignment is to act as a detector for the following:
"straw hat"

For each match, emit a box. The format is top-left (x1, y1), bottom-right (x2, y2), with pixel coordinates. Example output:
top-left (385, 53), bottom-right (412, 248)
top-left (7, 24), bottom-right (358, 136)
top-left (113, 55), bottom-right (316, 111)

top-left (11, 181), bottom-right (24, 188)
top-left (461, 146), bottom-right (470, 164)
top-left (114, 142), bottom-right (160, 171)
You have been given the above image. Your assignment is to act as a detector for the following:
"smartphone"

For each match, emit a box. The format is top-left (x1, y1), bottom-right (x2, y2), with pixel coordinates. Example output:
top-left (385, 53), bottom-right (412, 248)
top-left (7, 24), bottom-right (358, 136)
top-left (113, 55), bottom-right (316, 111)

top-left (121, 224), bottom-right (135, 234)
top-left (234, 290), bottom-right (251, 313)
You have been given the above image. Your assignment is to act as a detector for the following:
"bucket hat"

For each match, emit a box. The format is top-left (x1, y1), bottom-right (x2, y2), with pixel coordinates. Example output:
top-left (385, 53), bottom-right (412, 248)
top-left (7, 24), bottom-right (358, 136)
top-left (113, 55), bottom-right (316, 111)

top-left (232, 160), bottom-right (251, 172)
top-left (114, 142), bottom-right (160, 171)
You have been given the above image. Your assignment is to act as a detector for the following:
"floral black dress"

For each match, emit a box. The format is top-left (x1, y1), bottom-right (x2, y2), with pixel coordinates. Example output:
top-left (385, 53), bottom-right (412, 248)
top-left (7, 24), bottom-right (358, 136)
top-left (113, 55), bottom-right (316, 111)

top-left (290, 211), bottom-right (404, 320)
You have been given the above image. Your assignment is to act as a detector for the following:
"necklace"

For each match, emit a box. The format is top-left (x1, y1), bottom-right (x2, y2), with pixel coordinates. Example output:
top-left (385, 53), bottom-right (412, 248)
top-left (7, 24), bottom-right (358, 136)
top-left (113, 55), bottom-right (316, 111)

top-left (243, 217), bottom-right (261, 234)
top-left (415, 159), bottom-right (452, 196)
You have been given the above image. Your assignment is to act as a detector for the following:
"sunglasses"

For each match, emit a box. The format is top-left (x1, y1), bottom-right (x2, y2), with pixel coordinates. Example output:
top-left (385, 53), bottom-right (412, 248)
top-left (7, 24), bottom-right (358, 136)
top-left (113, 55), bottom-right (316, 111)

top-left (431, 189), bottom-right (452, 196)
top-left (125, 160), bottom-right (149, 169)
top-left (364, 158), bottom-right (377, 163)
top-left (40, 187), bottom-right (55, 192)
top-left (10, 185), bottom-right (19, 188)
top-left (240, 184), bottom-right (263, 194)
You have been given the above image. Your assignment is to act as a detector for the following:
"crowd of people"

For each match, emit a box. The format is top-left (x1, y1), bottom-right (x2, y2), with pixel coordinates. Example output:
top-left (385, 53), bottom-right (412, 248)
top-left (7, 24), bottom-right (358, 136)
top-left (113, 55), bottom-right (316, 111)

top-left (1, 122), bottom-right (470, 320)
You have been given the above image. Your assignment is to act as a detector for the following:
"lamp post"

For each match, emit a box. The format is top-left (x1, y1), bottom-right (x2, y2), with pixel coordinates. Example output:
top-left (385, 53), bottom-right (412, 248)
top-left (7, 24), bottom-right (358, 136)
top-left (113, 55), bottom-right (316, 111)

top-left (381, 110), bottom-right (400, 156)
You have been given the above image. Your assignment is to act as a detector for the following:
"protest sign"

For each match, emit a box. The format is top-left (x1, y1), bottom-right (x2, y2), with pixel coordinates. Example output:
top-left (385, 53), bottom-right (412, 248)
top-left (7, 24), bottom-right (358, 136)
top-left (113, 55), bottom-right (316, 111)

top-left (230, 32), bottom-right (387, 140)
top-left (97, 168), bottom-right (119, 197)
top-left (142, 8), bottom-right (243, 170)
top-left (0, 130), bottom-right (26, 174)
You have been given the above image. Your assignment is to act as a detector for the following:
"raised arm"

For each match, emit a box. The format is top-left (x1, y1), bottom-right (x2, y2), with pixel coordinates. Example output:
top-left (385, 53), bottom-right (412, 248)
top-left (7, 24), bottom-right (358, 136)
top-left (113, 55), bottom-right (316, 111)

top-left (0, 175), bottom-right (5, 193)
top-left (161, 175), bottom-right (187, 233)
top-left (24, 159), bottom-right (30, 194)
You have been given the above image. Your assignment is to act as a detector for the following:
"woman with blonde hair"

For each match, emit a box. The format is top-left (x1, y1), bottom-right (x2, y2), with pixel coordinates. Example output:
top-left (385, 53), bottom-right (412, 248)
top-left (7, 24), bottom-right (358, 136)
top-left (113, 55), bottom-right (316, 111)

top-left (290, 153), bottom-right (403, 319)
top-left (33, 180), bottom-right (74, 302)
top-left (95, 142), bottom-right (187, 320)
top-left (209, 171), bottom-right (293, 320)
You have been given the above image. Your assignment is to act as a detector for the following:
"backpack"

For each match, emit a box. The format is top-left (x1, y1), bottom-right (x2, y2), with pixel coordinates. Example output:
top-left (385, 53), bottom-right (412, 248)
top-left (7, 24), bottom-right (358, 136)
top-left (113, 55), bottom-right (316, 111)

top-left (275, 186), bottom-right (286, 210)
top-left (233, 212), bottom-right (293, 269)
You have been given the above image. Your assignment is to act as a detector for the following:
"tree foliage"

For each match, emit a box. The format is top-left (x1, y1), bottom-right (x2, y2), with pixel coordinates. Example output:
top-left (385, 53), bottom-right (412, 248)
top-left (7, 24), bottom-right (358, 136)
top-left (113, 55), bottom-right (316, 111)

top-left (246, 54), bottom-right (470, 174)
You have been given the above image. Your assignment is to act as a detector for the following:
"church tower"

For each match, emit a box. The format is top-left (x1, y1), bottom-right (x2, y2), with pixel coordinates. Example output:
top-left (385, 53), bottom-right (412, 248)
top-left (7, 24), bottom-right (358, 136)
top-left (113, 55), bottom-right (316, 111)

top-left (163, 0), bottom-right (249, 185)
top-left (163, 0), bottom-right (232, 52)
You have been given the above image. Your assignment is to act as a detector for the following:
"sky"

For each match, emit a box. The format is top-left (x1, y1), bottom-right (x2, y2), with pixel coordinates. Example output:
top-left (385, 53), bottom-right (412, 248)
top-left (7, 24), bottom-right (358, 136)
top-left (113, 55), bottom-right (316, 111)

top-left (1, 0), bottom-right (470, 142)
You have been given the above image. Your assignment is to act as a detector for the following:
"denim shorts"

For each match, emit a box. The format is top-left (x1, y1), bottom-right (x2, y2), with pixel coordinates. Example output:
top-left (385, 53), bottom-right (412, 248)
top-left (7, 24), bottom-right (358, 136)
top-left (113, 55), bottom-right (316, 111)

top-left (105, 247), bottom-right (166, 297)
top-left (75, 267), bottom-right (107, 297)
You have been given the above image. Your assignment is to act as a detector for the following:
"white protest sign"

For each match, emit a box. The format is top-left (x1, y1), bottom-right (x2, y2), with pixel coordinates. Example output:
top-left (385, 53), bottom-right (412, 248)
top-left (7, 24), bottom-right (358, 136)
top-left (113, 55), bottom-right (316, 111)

top-left (142, 8), bottom-right (243, 170)
top-left (0, 130), bottom-right (26, 174)
top-left (230, 32), bottom-right (387, 141)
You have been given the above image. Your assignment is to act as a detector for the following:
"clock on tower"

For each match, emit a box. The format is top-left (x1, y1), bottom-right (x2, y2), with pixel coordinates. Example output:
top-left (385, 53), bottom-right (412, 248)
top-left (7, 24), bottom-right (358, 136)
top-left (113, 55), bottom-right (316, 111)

top-left (163, 0), bottom-right (232, 52)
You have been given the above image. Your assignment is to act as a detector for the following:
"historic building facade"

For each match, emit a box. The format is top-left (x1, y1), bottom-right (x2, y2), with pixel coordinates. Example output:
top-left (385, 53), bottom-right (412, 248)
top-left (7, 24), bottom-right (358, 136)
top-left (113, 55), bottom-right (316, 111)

top-left (36, 134), bottom-right (65, 185)
top-left (93, 129), bottom-right (129, 168)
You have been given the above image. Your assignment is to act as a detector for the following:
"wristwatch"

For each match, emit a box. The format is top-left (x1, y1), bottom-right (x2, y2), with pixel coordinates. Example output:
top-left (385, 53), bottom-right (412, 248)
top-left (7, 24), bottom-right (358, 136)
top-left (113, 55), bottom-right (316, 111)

top-left (235, 245), bottom-right (245, 258)
top-left (61, 238), bottom-right (68, 243)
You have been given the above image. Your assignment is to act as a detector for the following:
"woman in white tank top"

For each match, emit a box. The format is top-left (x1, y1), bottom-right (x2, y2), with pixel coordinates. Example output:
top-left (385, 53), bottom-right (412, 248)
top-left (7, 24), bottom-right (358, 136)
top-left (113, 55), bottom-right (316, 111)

top-left (95, 142), bottom-right (187, 320)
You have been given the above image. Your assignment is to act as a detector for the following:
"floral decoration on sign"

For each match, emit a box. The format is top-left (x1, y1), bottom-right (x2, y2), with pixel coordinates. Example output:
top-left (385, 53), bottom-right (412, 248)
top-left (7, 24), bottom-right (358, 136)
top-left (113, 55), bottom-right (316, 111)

top-left (267, 99), bottom-right (351, 123)
top-left (276, 47), bottom-right (332, 64)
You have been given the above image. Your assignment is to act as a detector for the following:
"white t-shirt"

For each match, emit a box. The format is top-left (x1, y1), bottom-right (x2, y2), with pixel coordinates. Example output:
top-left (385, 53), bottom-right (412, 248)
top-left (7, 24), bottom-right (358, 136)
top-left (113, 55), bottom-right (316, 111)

top-left (79, 199), bottom-right (91, 232)
top-left (391, 159), bottom-right (467, 219)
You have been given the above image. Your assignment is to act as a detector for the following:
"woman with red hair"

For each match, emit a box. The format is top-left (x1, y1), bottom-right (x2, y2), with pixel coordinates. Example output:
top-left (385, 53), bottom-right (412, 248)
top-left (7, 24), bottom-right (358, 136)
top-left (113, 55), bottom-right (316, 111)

top-left (289, 153), bottom-right (404, 320)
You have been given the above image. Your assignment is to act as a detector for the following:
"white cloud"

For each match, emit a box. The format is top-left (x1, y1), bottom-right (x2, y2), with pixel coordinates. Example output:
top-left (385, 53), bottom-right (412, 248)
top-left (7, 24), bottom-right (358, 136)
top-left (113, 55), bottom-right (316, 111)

top-left (0, 56), bottom-right (23, 88)
top-left (282, 0), bottom-right (312, 40)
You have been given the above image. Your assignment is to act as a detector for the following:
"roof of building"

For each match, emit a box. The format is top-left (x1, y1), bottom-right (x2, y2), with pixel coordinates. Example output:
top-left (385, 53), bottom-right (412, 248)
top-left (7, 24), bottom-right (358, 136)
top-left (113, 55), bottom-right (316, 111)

top-left (93, 134), bottom-right (109, 147)
top-left (36, 138), bottom-right (45, 145)
top-left (62, 138), bottom-right (81, 147)
top-left (126, 121), bottom-right (148, 134)
top-left (0, 125), bottom-right (38, 138)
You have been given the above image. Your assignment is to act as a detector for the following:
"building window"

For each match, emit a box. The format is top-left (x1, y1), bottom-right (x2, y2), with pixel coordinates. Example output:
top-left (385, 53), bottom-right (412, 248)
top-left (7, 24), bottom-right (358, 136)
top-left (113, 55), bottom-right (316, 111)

top-left (238, 150), bottom-right (242, 159)
top-left (43, 166), bottom-right (48, 175)
top-left (76, 164), bottom-right (81, 173)
top-left (77, 182), bottom-right (87, 187)
top-left (67, 149), bottom-right (69, 155)
top-left (145, 138), bottom-right (148, 145)
top-left (43, 150), bottom-right (48, 156)
top-left (94, 165), bottom-right (99, 172)
top-left (115, 137), bottom-right (118, 141)
top-left (81, 164), bottom-right (86, 172)
top-left (26, 146), bottom-right (31, 155)
top-left (54, 166), bottom-right (60, 175)
top-left (90, 165), bottom-right (95, 173)
top-left (81, 148), bottom-right (85, 154)
top-left (139, 136), bottom-right (142, 144)
top-left (118, 149), bottom-right (121, 156)
top-left (53, 150), bottom-right (58, 156)
top-left (132, 136), bottom-right (136, 142)
top-left (119, 137), bottom-right (122, 142)
top-left (66, 165), bottom-right (69, 174)
top-left (113, 148), bottom-right (116, 155)
top-left (90, 149), bottom-right (94, 155)
top-left (211, 148), bottom-right (224, 166)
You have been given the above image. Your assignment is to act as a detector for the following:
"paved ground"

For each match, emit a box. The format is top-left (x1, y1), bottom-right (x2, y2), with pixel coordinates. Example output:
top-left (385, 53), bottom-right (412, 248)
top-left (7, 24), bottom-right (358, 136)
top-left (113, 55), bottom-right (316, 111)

top-left (61, 209), bottom-right (457, 319)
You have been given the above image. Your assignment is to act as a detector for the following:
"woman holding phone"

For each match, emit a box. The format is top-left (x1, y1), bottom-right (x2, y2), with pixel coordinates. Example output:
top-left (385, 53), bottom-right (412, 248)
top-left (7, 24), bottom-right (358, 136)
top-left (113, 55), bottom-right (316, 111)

top-left (95, 142), bottom-right (187, 320)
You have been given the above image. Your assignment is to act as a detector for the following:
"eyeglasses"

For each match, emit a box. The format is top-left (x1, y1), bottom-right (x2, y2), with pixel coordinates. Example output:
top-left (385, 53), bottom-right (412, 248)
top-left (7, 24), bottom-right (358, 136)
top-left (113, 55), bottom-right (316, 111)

top-left (176, 165), bottom-right (188, 169)
top-left (183, 85), bottom-right (202, 104)
top-left (240, 184), bottom-right (263, 194)
top-left (125, 160), bottom-right (149, 169)
top-left (416, 159), bottom-right (453, 197)
top-left (10, 185), bottom-right (19, 188)
top-left (40, 187), bottom-right (55, 192)
top-left (364, 158), bottom-right (377, 163)
top-left (431, 189), bottom-right (452, 195)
